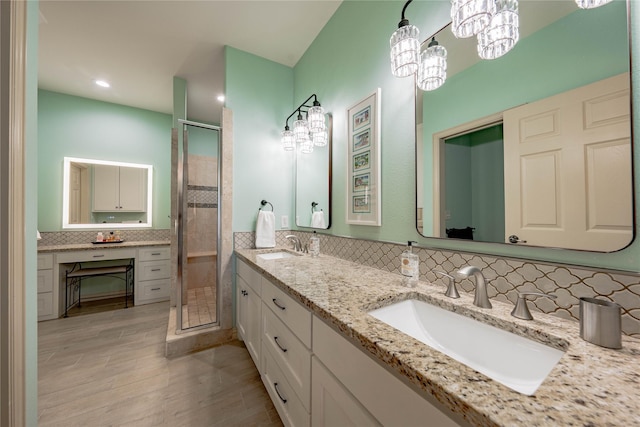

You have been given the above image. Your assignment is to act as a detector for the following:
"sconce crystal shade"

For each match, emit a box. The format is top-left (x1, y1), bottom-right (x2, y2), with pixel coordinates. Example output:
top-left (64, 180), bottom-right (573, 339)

top-left (417, 38), bottom-right (447, 91)
top-left (390, 21), bottom-right (420, 77)
top-left (477, 0), bottom-right (519, 60)
top-left (281, 128), bottom-right (295, 151)
top-left (451, 0), bottom-right (496, 39)
top-left (308, 105), bottom-right (326, 133)
top-left (312, 130), bottom-right (328, 147)
top-left (300, 138), bottom-right (314, 154)
top-left (293, 117), bottom-right (310, 144)
top-left (575, 0), bottom-right (613, 8)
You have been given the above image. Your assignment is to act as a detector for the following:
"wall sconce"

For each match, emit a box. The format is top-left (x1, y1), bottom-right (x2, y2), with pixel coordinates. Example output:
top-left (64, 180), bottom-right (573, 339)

top-left (281, 94), bottom-right (327, 153)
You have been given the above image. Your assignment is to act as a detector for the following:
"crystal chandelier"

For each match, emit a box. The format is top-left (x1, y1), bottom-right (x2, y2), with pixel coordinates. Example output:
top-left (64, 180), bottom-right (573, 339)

top-left (575, 0), bottom-right (613, 9)
top-left (477, 0), bottom-right (519, 60)
top-left (451, 0), bottom-right (496, 39)
top-left (390, 0), bottom-right (420, 77)
top-left (417, 37), bottom-right (448, 91)
top-left (280, 94), bottom-right (329, 153)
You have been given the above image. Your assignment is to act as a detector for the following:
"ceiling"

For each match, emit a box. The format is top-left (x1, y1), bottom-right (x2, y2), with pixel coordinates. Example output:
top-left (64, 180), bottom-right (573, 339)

top-left (38, 1), bottom-right (343, 124)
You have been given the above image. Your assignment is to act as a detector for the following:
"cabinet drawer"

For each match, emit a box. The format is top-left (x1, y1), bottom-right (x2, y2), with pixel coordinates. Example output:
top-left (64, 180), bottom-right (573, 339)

top-left (237, 259), bottom-right (262, 295)
top-left (138, 246), bottom-right (170, 262)
top-left (38, 292), bottom-right (54, 317)
top-left (262, 279), bottom-right (311, 348)
top-left (262, 346), bottom-right (310, 427)
top-left (56, 248), bottom-right (136, 264)
top-left (37, 253), bottom-right (53, 270)
top-left (138, 260), bottom-right (170, 281)
top-left (138, 279), bottom-right (170, 302)
top-left (263, 305), bottom-right (311, 411)
top-left (37, 269), bottom-right (53, 293)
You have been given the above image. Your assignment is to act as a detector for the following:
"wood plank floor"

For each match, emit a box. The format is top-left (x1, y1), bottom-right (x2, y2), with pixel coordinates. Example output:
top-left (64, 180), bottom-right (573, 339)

top-left (38, 301), bottom-right (282, 426)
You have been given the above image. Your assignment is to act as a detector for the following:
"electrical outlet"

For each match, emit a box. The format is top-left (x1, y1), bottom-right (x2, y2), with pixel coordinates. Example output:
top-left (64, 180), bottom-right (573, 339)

top-left (445, 210), bottom-right (451, 220)
top-left (281, 215), bottom-right (289, 229)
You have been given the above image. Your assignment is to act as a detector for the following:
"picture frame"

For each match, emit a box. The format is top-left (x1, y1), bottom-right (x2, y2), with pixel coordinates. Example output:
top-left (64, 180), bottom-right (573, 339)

top-left (346, 88), bottom-right (381, 226)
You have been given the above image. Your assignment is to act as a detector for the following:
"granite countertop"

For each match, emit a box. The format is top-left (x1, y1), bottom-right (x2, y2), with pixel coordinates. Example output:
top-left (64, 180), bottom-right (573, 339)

top-left (235, 247), bottom-right (640, 427)
top-left (38, 240), bottom-right (170, 253)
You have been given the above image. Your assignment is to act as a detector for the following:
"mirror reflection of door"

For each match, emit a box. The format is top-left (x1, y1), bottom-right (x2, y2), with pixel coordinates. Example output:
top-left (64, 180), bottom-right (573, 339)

top-left (68, 162), bottom-right (89, 224)
top-left (503, 73), bottom-right (632, 251)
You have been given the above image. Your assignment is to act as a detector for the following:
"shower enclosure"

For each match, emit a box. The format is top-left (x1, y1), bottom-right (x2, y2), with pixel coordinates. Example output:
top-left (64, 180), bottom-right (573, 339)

top-left (172, 120), bottom-right (221, 331)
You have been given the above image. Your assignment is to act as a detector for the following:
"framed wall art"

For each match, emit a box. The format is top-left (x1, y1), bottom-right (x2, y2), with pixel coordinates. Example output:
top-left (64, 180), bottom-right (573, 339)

top-left (346, 88), bottom-right (381, 226)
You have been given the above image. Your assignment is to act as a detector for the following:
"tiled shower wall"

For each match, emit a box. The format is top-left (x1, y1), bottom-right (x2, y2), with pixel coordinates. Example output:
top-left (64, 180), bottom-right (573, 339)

top-left (234, 231), bottom-right (640, 337)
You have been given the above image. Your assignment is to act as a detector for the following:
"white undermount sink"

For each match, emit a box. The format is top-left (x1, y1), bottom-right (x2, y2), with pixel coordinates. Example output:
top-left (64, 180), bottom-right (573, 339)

top-left (368, 299), bottom-right (565, 395)
top-left (257, 251), bottom-right (298, 260)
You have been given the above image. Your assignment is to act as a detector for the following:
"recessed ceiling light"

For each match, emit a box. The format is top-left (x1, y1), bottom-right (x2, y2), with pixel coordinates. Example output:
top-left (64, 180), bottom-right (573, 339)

top-left (217, 94), bottom-right (225, 102)
top-left (95, 80), bottom-right (110, 88)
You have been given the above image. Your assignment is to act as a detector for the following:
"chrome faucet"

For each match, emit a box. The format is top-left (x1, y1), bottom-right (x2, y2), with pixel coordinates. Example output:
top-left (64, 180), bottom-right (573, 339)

top-left (285, 235), bottom-right (302, 252)
top-left (457, 266), bottom-right (492, 309)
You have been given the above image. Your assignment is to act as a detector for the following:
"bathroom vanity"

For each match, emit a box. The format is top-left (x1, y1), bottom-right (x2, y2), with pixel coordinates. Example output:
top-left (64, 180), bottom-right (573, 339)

top-left (37, 241), bottom-right (170, 321)
top-left (235, 248), bottom-right (640, 427)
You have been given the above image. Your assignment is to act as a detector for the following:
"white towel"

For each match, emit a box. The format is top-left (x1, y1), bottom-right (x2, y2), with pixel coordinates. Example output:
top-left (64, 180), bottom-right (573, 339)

top-left (255, 210), bottom-right (276, 248)
top-left (311, 211), bottom-right (326, 229)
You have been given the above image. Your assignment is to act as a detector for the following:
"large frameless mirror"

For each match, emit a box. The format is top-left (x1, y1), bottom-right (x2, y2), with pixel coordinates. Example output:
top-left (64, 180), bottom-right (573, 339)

top-left (62, 157), bottom-right (153, 229)
top-left (296, 114), bottom-right (332, 229)
top-left (416, 0), bottom-right (632, 252)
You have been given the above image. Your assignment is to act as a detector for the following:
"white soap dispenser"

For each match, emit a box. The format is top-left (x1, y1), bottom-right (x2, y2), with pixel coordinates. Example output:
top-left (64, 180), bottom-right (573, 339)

top-left (401, 241), bottom-right (419, 287)
top-left (309, 231), bottom-right (320, 257)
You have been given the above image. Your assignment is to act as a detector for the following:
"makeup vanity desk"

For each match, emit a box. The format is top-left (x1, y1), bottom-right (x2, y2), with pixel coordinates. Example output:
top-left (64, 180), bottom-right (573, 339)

top-left (37, 240), bottom-right (170, 321)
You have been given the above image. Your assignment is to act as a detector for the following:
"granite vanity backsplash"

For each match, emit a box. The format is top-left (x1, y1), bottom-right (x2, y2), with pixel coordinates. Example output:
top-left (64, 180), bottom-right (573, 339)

top-left (234, 231), bottom-right (640, 337)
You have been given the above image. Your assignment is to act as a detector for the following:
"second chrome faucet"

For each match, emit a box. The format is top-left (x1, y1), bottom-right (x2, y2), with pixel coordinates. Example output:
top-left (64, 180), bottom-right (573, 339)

top-left (457, 266), bottom-right (492, 309)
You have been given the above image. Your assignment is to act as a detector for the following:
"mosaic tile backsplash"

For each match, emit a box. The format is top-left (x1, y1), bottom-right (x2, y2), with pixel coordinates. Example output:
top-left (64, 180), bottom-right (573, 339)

top-left (234, 231), bottom-right (640, 337)
top-left (38, 229), bottom-right (170, 246)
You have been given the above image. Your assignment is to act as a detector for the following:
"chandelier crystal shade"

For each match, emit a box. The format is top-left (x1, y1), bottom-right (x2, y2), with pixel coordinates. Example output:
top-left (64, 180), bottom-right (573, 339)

top-left (312, 130), bottom-right (328, 147)
top-left (390, 21), bottom-right (420, 77)
top-left (575, 0), bottom-right (613, 9)
top-left (300, 138), bottom-right (314, 154)
top-left (281, 128), bottom-right (295, 151)
top-left (417, 38), bottom-right (448, 91)
top-left (451, 0), bottom-right (496, 39)
top-left (308, 103), bottom-right (326, 133)
top-left (293, 112), bottom-right (310, 144)
top-left (477, 0), bottom-right (519, 60)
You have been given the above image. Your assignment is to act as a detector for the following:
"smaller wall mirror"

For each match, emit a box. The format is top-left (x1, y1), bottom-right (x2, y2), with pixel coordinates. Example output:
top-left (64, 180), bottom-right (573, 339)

top-left (63, 157), bottom-right (153, 229)
top-left (295, 114), bottom-right (332, 229)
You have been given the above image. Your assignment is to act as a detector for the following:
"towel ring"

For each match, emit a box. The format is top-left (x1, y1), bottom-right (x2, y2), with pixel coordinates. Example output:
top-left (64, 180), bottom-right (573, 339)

top-left (260, 200), bottom-right (274, 211)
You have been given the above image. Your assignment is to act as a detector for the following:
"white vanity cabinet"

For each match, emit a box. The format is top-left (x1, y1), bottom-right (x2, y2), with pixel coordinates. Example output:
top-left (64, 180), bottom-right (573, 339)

top-left (37, 253), bottom-right (56, 321)
top-left (136, 247), bottom-right (171, 305)
top-left (236, 259), bottom-right (262, 368)
top-left (93, 164), bottom-right (146, 212)
top-left (235, 256), bottom-right (464, 427)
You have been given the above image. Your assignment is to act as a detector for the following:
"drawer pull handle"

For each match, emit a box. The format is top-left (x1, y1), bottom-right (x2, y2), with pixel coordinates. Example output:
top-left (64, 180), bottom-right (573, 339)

top-left (92, 254), bottom-right (105, 258)
top-left (151, 268), bottom-right (161, 272)
top-left (274, 382), bottom-right (287, 404)
top-left (151, 287), bottom-right (161, 291)
top-left (151, 252), bottom-right (161, 256)
top-left (274, 336), bottom-right (287, 353)
top-left (272, 298), bottom-right (286, 311)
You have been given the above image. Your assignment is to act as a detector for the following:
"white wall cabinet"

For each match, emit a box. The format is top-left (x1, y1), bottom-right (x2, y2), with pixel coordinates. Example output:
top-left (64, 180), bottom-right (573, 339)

top-left (93, 164), bottom-right (146, 212)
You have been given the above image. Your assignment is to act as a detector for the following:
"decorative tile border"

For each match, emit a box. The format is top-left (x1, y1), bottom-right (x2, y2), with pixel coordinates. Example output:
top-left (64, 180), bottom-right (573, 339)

top-left (38, 229), bottom-right (170, 246)
top-left (234, 231), bottom-right (640, 337)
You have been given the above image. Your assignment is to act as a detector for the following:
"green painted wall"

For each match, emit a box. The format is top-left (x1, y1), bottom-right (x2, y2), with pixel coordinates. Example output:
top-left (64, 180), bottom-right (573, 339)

top-left (290, 0), bottom-right (639, 271)
top-left (37, 90), bottom-right (173, 231)
top-left (225, 46), bottom-right (294, 232)
top-left (187, 125), bottom-right (219, 157)
top-left (26, 1), bottom-right (39, 424)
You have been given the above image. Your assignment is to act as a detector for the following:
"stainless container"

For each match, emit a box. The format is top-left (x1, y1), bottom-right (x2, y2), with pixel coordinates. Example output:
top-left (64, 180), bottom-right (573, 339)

top-left (579, 297), bottom-right (622, 349)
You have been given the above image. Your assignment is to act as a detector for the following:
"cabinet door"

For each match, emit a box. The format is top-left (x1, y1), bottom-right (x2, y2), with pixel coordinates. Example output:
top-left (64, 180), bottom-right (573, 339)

top-left (311, 356), bottom-right (380, 427)
top-left (118, 166), bottom-right (146, 211)
top-left (237, 275), bottom-right (261, 370)
top-left (93, 164), bottom-right (120, 211)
